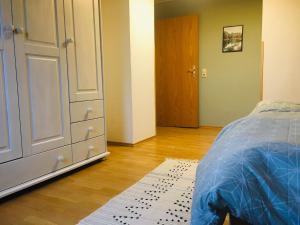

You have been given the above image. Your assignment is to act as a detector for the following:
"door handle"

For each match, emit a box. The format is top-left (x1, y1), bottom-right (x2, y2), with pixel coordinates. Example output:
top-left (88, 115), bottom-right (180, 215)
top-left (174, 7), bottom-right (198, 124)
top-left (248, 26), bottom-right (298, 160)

top-left (187, 65), bottom-right (197, 78)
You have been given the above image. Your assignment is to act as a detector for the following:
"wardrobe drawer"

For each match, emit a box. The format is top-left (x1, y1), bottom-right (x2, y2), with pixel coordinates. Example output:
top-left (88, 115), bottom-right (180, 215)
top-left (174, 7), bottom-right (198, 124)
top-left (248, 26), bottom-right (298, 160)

top-left (72, 136), bottom-right (106, 163)
top-left (71, 118), bottom-right (104, 143)
top-left (70, 100), bottom-right (104, 123)
top-left (0, 146), bottom-right (72, 192)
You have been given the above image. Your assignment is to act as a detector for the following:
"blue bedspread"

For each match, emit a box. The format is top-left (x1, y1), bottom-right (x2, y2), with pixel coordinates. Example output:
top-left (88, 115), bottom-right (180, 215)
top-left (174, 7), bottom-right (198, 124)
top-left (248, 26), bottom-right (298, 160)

top-left (191, 102), bottom-right (300, 225)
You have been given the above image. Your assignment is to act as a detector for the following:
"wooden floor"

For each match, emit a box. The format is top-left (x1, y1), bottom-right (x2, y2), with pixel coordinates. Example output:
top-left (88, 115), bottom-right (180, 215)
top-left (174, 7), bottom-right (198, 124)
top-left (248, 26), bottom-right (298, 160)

top-left (0, 127), bottom-right (222, 225)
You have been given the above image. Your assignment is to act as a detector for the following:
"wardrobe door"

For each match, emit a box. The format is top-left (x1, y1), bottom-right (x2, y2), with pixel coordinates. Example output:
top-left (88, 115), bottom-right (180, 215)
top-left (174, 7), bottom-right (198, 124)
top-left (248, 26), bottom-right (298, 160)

top-left (64, 0), bottom-right (103, 102)
top-left (0, 0), bottom-right (23, 163)
top-left (12, 0), bottom-right (71, 156)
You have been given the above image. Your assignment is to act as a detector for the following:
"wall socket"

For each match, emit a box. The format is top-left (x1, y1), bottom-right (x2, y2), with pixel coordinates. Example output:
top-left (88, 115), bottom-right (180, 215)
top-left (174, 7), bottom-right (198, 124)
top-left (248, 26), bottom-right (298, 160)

top-left (202, 69), bottom-right (208, 78)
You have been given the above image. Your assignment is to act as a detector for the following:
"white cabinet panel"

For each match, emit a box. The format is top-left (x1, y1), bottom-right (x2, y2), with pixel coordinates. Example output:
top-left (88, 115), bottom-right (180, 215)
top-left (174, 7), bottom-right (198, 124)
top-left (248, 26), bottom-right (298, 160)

top-left (65, 0), bottom-right (103, 102)
top-left (12, 0), bottom-right (71, 156)
top-left (0, 0), bottom-right (22, 163)
top-left (73, 0), bottom-right (98, 91)
top-left (27, 56), bottom-right (63, 143)
top-left (70, 100), bottom-right (104, 123)
top-left (0, 52), bottom-right (9, 150)
top-left (72, 136), bottom-right (106, 163)
top-left (0, 145), bottom-right (72, 192)
top-left (71, 118), bottom-right (104, 143)
top-left (25, 0), bottom-right (57, 45)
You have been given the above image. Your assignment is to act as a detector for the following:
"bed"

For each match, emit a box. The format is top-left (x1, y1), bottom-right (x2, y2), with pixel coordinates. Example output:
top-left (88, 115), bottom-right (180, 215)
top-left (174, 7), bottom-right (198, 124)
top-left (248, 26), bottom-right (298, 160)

top-left (191, 101), bottom-right (300, 225)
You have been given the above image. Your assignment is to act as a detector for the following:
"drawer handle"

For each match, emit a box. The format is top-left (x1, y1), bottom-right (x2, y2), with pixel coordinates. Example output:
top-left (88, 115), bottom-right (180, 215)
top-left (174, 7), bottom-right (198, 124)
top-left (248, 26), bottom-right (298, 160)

top-left (86, 107), bottom-right (93, 113)
top-left (88, 126), bottom-right (94, 132)
top-left (57, 155), bottom-right (65, 162)
top-left (88, 145), bottom-right (95, 151)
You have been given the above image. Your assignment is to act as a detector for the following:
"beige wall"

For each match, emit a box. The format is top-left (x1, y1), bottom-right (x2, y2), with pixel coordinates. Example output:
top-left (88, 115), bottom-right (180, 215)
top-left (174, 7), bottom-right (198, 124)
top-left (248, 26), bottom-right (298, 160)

top-left (262, 0), bottom-right (300, 102)
top-left (156, 0), bottom-right (263, 127)
top-left (102, 0), bottom-right (156, 144)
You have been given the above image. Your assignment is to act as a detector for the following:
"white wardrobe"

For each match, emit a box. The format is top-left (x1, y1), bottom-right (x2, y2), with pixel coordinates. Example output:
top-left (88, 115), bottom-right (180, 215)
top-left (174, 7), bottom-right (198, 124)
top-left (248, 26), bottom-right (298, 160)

top-left (0, 0), bottom-right (108, 198)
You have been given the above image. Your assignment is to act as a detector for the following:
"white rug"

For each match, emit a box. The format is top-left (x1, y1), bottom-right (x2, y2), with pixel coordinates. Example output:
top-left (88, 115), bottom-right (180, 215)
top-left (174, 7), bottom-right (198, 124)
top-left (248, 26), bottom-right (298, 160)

top-left (78, 159), bottom-right (199, 225)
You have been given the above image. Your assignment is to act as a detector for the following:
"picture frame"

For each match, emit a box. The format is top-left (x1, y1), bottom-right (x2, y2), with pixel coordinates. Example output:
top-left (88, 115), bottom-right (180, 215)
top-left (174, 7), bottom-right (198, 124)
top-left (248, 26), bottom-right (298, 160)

top-left (222, 25), bottom-right (244, 53)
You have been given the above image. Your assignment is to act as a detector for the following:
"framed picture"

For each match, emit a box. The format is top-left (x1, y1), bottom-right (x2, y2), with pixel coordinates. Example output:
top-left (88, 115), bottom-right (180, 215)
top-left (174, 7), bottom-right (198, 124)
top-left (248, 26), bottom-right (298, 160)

top-left (222, 25), bottom-right (244, 53)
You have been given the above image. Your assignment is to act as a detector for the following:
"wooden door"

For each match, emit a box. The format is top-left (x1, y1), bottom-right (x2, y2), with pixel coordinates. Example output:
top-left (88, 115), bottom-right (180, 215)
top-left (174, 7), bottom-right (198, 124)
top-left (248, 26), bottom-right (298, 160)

top-left (64, 0), bottom-right (103, 102)
top-left (156, 15), bottom-right (199, 127)
top-left (0, 0), bottom-right (23, 163)
top-left (12, 0), bottom-right (71, 156)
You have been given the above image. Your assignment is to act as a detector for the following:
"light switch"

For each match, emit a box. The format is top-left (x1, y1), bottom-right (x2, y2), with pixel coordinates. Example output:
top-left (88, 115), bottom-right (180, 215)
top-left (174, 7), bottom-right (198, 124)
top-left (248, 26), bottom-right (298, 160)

top-left (202, 69), bottom-right (207, 78)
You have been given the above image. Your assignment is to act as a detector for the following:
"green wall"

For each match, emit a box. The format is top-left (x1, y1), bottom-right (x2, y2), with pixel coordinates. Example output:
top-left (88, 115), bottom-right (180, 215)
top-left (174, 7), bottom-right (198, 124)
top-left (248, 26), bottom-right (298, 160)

top-left (156, 0), bottom-right (262, 127)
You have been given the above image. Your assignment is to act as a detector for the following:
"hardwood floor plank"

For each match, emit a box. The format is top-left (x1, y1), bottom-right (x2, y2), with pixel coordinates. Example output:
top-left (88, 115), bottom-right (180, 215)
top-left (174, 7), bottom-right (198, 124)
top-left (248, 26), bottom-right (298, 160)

top-left (0, 127), bottom-right (222, 225)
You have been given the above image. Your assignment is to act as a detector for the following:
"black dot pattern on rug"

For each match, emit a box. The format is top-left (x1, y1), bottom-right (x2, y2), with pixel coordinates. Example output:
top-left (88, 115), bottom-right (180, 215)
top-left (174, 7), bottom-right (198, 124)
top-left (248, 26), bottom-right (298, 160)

top-left (108, 160), bottom-right (197, 225)
top-left (155, 183), bottom-right (194, 225)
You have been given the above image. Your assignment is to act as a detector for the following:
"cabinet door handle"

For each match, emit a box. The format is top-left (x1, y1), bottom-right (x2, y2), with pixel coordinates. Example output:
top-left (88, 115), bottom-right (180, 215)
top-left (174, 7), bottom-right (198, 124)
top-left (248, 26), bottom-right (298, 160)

top-left (1, 25), bottom-right (25, 39)
top-left (13, 26), bottom-right (25, 34)
top-left (64, 37), bottom-right (74, 47)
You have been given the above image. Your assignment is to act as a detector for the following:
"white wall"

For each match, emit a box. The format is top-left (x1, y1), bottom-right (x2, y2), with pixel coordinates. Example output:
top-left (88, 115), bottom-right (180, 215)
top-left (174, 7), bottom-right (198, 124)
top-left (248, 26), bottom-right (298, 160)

top-left (129, 0), bottom-right (156, 143)
top-left (262, 0), bottom-right (300, 102)
top-left (102, 0), bottom-right (156, 144)
top-left (102, 0), bottom-right (134, 143)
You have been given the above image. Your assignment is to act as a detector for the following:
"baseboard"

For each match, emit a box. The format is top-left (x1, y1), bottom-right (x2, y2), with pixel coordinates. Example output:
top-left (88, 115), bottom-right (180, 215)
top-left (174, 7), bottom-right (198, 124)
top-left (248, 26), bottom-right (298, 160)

top-left (200, 126), bottom-right (223, 129)
top-left (108, 135), bottom-right (156, 147)
top-left (107, 142), bottom-right (134, 147)
top-left (132, 135), bottom-right (156, 145)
